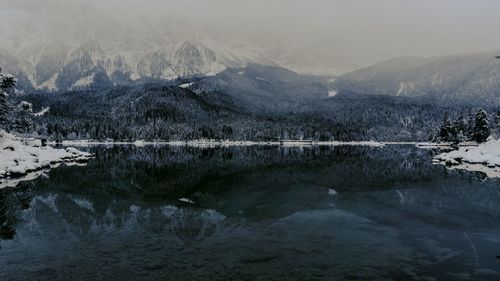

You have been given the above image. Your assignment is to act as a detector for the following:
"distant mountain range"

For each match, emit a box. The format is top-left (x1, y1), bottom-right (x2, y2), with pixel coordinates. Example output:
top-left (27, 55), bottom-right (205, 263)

top-left (0, 1), bottom-right (286, 92)
top-left (333, 51), bottom-right (500, 104)
top-left (5, 34), bottom-right (500, 107)
top-left (0, 38), bottom-right (278, 92)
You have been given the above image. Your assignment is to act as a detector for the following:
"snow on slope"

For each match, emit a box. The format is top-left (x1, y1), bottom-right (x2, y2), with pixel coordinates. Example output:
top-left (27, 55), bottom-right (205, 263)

top-left (34, 107), bottom-right (50, 117)
top-left (0, 2), bottom-right (279, 91)
top-left (2, 37), bottom-right (276, 92)
top-left (38, 73), bottom-right (58, 91)
top-left (334, 53), bottom-right (500, 103)
top-left (73, 73), bottom-right (96, 87)
top-left (178, 82), bottom-right (194, 89)
top-left (1, 1), bottom-right (354, 89)
top-left (71, 72), bottom-right (100, 90)
top-left (172, 39), bottom-right (226, 77)
top-left (0, 2), bottom-right (317, 91)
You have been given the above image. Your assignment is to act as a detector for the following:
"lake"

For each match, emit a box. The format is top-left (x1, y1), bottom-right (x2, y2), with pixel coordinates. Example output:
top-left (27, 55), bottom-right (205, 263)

top-left (0, 145), bottom-right (499, 280)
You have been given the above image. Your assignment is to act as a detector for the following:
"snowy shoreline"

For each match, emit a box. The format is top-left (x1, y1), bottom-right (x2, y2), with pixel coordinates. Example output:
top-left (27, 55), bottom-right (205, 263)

top-left (49, 139), bottom-right (402, 148)
top-left (0, 131), bottom-right (95, 188)
top-left (433, 139), bottom-right (500, 179)
top-left (50, 139), bottom-right (457, 148)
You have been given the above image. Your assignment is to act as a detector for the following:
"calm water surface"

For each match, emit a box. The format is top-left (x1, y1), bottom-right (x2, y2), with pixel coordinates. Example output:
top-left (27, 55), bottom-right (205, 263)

top-left (0, 145), bottom-right (499, 280)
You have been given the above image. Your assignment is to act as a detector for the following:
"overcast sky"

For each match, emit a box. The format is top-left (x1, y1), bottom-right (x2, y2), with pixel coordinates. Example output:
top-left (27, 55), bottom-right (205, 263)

top-left (97, 0), bottom-right (500, 54)
top-left (2, 0), bottom-right (500, 73)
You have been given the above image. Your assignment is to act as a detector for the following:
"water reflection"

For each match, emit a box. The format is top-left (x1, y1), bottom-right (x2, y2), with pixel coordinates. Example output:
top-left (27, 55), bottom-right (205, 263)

top-left (0, 145), bottom-right (499, 280)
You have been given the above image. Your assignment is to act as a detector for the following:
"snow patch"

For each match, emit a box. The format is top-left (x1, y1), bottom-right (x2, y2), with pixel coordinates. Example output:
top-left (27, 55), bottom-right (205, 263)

top-left (396, 82), bottom-right (416, 96)
top-left (37, 73), bottom-right (58, 91)
top-left (73, 73), bottom-right (96, 88)
top-left (434, 139), bottom-right (500, 178)
top-left (34, 107), bottom-right (50, 117)
top-left (0, 131), bottom-right (94, 188)
top-left (178, 82), bottom-right (194, 89)
top-left (328, 189), bottom-right (338, 196)
top-left (133, 140), bottom-right (145, 147)
top-left (178, 198), bottom-right (195, 204)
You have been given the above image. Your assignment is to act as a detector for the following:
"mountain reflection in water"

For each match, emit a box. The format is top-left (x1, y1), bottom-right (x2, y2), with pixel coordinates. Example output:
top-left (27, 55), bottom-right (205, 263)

top-left (0, 145), bottom-right (499, 281)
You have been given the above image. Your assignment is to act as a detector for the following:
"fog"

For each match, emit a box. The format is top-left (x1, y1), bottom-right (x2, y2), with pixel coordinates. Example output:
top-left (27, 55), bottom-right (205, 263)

top-left (2, 0), bottom-right (500, 74)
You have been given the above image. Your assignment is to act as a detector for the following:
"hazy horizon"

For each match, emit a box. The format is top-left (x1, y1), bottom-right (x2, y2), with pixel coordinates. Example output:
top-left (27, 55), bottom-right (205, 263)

top-left (2, 0), bottom-right (500, 74)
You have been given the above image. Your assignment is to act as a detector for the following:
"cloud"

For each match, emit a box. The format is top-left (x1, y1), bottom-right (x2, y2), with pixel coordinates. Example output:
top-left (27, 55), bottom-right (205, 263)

top-left (89, 0), bottom-right (500, 55)
top-left (2, 0), bottom-right (500, 73)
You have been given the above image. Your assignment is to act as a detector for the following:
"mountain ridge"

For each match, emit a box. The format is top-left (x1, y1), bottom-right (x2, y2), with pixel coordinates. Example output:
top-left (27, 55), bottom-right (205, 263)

top-left (332, 50), bottom-right (500, 104)
top-left (1, 38), bottom-right (277, 92)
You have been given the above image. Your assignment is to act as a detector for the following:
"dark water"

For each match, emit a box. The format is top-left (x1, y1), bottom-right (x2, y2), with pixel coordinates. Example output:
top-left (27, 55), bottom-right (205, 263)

top-left (1, 145), bottom-right (499, 281)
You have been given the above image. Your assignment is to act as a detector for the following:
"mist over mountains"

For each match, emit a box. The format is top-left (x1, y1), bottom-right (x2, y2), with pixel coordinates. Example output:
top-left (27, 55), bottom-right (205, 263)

top-left (333, 51), bottom-right (500, 104)
top-left (1, 37), bottom-right (277, 92)
top-left (0, 0), bottom-right (278, 92)
top-left (0, 0), bottom-right (345, 92)
top-left (5, 0), bottom-right (500, 91)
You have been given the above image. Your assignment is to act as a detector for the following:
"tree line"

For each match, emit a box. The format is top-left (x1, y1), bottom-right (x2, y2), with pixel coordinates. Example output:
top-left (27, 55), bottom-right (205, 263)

top-left (435, 109), bottom-right (500, 143)
top-left (0, 68), bottom-right (33, 134)
top-left (4, 68), bottom-right (500, 143)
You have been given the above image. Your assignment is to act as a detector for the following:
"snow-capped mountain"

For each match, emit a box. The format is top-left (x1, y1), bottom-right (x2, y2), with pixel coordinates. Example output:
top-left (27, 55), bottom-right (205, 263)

top-left (0, 0), bottom-right (354, 92)
top-left (1, 38), bottom-right (275, 92)
top-left (0, 0), bottom-right (279, 92)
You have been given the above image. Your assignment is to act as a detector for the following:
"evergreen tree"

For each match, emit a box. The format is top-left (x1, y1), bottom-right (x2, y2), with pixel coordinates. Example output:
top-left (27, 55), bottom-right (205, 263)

top-left (473, 109), bottom-right (490, 143)
top-left (493, 111), bottom-right (500, 138)
top-left (11, 101), bottom-right (33, 134)
top-left (452, 113), bottom-right (468, 143)
top-left (0, 68), bottom-right (17, 129)
top-left (438, 112), bottom-right (453, 142)
top-left (466, 108), bottom-right (476, 140)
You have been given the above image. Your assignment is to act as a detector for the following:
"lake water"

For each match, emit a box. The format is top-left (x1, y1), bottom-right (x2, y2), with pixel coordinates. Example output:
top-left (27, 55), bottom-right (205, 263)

top-left (0, 145), bottom-right (499, 280)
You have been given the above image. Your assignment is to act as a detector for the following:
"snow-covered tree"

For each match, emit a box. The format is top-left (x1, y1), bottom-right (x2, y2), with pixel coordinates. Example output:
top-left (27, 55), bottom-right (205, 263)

top-left (1, 68), bottom-right (34, 134)
top-left (12, 101), bottom-right (34, 134)
top-left (437, 112), bottom-right (453, 142)
top-left (451, 113), bottom-right (468, 143)
top-left (0, 68), bottom-right (17, 129)
top-left (466, 109), bottom-right (476, 140)
top-left (473, 109), bottom-right (490, 143)
top-left (492, 111), bottom-right (500, 138)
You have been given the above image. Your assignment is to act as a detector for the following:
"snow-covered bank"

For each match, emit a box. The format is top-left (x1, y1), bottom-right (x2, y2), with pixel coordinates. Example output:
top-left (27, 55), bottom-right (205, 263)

top-left (50, 139), bottom-right (388, 148)
top-left (433, 139), bottom-right (500, 178)
top-left (416, 142), bottom-right (478, 149)
top-left (0, 131), bottom-right (94, 186)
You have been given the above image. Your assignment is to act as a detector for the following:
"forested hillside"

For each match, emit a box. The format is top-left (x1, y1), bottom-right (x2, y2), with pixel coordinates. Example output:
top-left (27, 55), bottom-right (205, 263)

top-left (24, 83), bottom-right (494, 142)
top-left (333, 51), bottom-right (500, 104)
top-left (0, 58), bottom-right (491, 143)
top-left (190, 64), bottom-right (328, 113)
